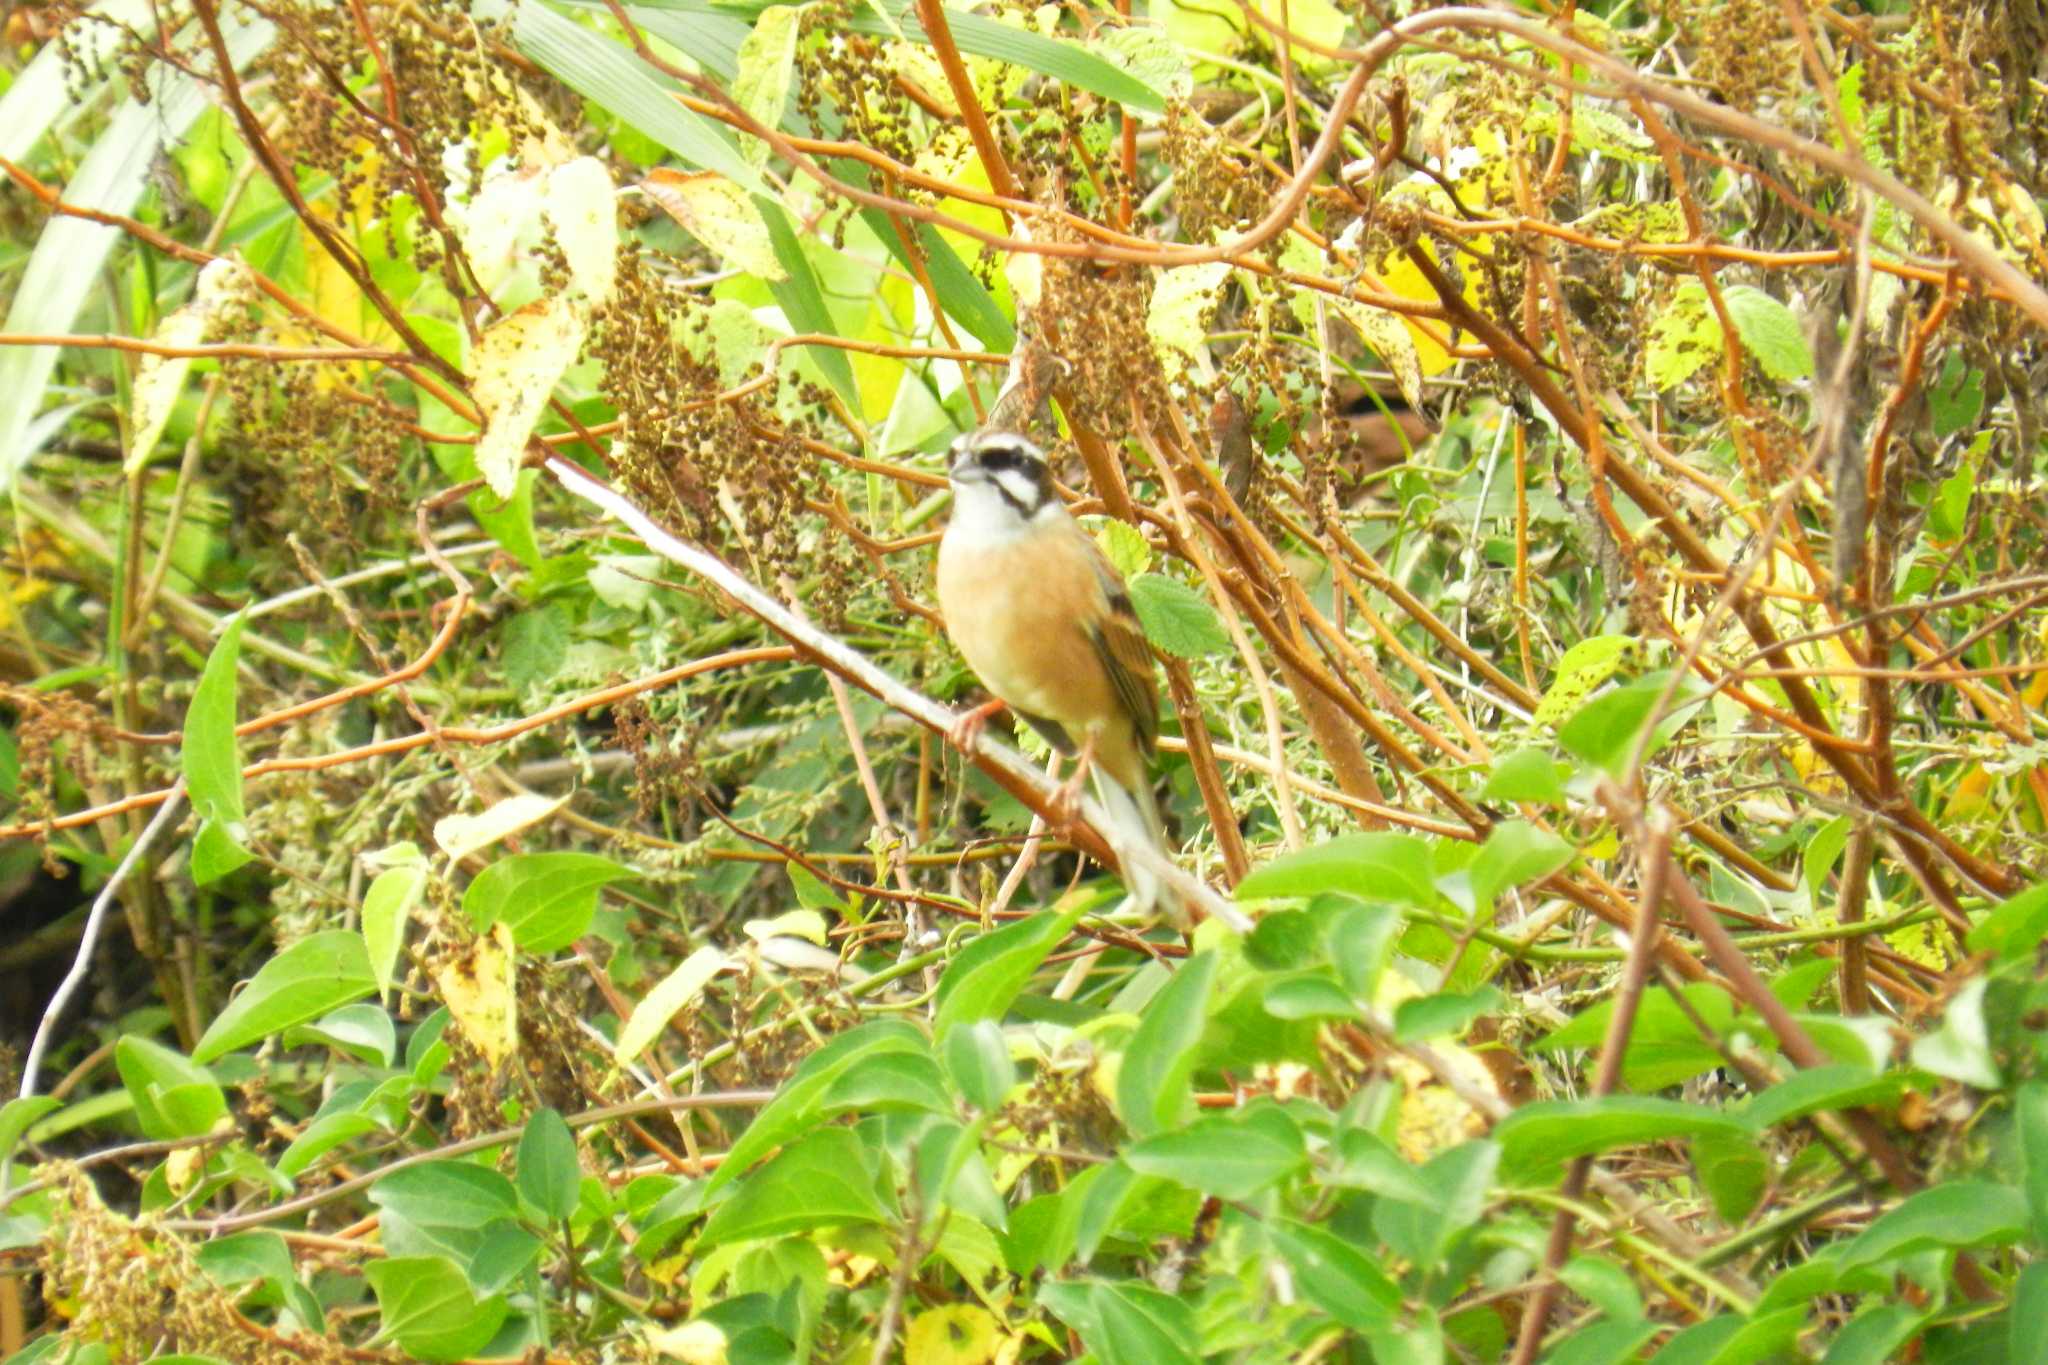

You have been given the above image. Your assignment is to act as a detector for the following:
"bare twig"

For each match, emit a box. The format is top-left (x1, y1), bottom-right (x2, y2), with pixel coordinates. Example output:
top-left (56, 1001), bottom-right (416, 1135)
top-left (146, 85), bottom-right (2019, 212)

top-left (20, 783), bottom-right (187, 1099)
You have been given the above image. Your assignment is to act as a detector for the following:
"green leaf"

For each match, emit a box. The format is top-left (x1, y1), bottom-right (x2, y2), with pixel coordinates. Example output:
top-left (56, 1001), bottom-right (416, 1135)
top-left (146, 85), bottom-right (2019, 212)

top-left (182, 609), bottom-right (241, 810)
top-left (1836, 1181), bottom-right (2027, 1271)
top-left (697, 1127), bottom-right (890, 1248)
top-left (932, 897), bottom-right (1089, 1043)
top-left (1647, 1307), bottom-right (1804, 1365)
top-left (0, 1096), bottom-right (60, 1165)
top-left (914, 1119), bottom-right (1008, 1234)
top-left (1394, 986), bottom-right (1502, 1044)
top-left (195, 1229), bottom-right (295, 1288)
top-left (1087, 1280), bottom-right (1202, 1365)
top-left (1327, 900), bottom-right (1401, 1002)
top-left (1927, 461), bottom-right (1974, 542)
top-left (1822, 1304), bottom-right (1925, 1365)
top-left (362, 864), bottom-right (427, 1003)
top-left (1495, 1097), bottom-right (1750, 1184)
top-left (114, 1035), bottom-right (225, 1140)
top-left (517, 1108), bottom-right (580, 1222)
top-left (1964, 879), bottom-right (2048, 958)
top-left (819, 1048), bottom-right (954, 1114)
top-left (1125, 1105), bottom-right (1306, 1199)
top-left (2010, 1264), bottom-right (2048, 1364)
top-left (1116, 950), bottom-right (1217, 1138)
top-left (1480, 748), bottom-right (1570, 805)
top-left (1372, 1140), bottom-right (1499, 1267)
top-left (192, 930), bottom-right (378, 1063)
top-left (1127, 572), bottom-right (1230, 658)
top-left (907, 2), bottom-right (1163, 112)
top-left (760, 198), bottom-right (860, 411)
top-left (370, 1161), bottom-right (520, 1233)
top-left (1544, 1318), bottom-right (1659, 1365)
top-left (732, 4), bottom-right (803, 164)
top-left (184, 613), bottom-right (251, 885)
top-left (705, 1019), bottom-right (928, 1194)
top-left (1557, 671), bottom-right (1705, 775)
top-left (1237, 833), bottom-right (1438, 908)
top-left (1559, 1254), bottom-right (1643, 1324)
top-left (1721, 284), bottom-right (1814, 381)
top-left (1909, 977), bottom-right (2000, 1088)
top-left (191, 817), bottom-right (255, 885)
top-left (2017, 1081), bottom-right (2048, 1244)
top-left (0, 14), bottom-right (273, 491)
top-left (1262, 975), bottom-right (1359, 1020)
top-left (1534, 634), bottom-right (1637, 727)
top-left (1928, 350), bottom-right (1986, 440)
top-left (1465, 821), bottom-right (1573, 914)
top-left (286, 1003), bottom-right (396, 1066)
top-left (463, 851), bottom-right (636, 954)
top-left (500, 604), bottom-right (569, 692)
top-left (616, 944), bottom-right (731, 1065)
top-left (622, 5), bottom-right (749, 81)
top-left (1093, 518), bottom-right (1153, 579)
top-left (364, 1255), bottom-right (508, 1362)
top-left (469, 469), bottom-right (543, 568)
top-left (860, 209), bottom-right (1013, 351)
top-left (941, 1019), bottom-right (1016, 1112)
top-left (1269, 1218), bottom-right (1402, 1332)
top-left (1740, 1063), bottom-right (1907, 1130)
top-left (275, 1112), bottom-right (382, 1180)
top-left (1691, 1127), bottom-right (1768, 1225)
top-left (1802, 813), bottom-right (1853, 902)
top-left (1328, 1128), bottom-right (1436, 1204)
top-left (1535, 983), bottom-right (1734, 1091)
top-left (496, 0), bottom-right (762, 195)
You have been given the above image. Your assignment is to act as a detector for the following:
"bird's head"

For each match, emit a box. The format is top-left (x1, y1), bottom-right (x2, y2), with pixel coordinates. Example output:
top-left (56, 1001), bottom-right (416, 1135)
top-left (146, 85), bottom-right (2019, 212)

top-left (945, 430), bottom-right (1057, 536)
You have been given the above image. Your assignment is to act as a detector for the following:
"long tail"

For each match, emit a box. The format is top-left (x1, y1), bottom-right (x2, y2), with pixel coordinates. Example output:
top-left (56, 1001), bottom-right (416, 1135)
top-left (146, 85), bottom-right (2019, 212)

top-left (1090, 767), bottom-right (1186, 928)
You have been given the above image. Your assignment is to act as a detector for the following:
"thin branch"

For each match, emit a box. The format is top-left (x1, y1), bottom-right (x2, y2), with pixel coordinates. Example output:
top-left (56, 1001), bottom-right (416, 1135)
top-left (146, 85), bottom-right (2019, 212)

top-left (20, 783), bottom-right (187, 1099)
top-left (543, 453), bottom-right (1249, 932)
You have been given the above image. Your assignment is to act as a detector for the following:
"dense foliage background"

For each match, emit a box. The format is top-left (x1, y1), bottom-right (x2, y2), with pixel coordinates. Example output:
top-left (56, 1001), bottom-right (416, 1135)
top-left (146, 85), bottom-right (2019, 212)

top-left (0, 0), bottom-right (2044, 1360)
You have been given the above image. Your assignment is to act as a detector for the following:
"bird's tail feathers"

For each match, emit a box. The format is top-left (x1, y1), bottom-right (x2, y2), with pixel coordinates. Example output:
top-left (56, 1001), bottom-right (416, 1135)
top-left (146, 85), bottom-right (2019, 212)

top-left (1089, 768), bottom-right (1186, 929)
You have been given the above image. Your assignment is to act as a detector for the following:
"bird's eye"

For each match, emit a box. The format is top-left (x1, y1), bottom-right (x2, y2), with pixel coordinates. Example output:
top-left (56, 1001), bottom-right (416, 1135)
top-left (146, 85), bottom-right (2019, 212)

top-left (980, 447), bottom-right (1020, 471)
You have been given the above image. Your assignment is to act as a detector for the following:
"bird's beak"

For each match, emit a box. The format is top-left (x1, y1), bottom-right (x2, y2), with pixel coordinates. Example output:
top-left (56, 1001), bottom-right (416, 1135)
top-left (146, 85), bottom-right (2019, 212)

top-left (946, 440), bottom-right (983, 482)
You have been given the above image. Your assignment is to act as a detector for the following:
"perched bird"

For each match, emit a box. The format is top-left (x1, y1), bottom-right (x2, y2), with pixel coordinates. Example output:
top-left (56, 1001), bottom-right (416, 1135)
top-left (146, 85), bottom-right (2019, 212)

top-left (935, 430), bottom-right (1183, 924)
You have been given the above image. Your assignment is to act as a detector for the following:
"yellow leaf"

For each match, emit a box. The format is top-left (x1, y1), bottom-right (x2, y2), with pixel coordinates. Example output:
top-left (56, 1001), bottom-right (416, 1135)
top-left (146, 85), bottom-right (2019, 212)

top-left (471, 296), bottom-right (585, 499)
top-left (128, 259), bottom-right (248, 473)
top-left (641, 169), bottom-right (785, 281)
top-left (1147, 261), bottom-right (1233, 372)
top-left (544, 156), bottom-right (618, 305)
top-left (1329, 298), bottom-right (1424, 410)
top-left (648, 1319), bottom-right (729, 1364)
top-left (745, 910), bottom-right (829, 945)
top-left (616, 945), bottom-right (732, 1065)
top-left (905, 1305), bottom-right (1003, 1365)
top-left (165, 1144), bottom-right (205, 1195)
top-left (1944, 763), bottom-right (1996, 822)
top-left (435, 921), bottom-right (517, 1067)
top-left (433, 791), bottom-right (567, 862)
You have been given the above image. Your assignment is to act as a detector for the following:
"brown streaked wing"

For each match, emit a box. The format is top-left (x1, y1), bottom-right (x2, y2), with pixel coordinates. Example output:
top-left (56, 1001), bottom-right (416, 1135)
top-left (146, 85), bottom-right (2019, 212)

top-left (1083, 538), bottom-right (1160, 756)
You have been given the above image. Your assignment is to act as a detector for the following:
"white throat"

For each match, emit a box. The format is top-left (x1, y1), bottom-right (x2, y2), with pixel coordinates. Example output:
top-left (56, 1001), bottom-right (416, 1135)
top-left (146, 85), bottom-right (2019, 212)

top-left (945, 471), bottom-right (1057, 545)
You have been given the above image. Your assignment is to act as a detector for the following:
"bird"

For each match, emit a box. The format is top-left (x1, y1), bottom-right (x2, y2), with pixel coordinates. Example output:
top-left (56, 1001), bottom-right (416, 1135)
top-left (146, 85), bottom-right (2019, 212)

top-left (934, 429), bottom-right (1184, 925)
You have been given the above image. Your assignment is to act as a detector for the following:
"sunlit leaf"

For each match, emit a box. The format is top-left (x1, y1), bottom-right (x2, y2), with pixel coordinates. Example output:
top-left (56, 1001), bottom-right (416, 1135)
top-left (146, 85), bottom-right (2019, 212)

top-left (192, 931), bottom-right (378, 1063)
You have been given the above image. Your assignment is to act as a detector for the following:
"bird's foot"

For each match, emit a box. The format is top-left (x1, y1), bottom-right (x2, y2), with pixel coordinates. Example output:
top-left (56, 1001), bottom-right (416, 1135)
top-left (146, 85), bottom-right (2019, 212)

top-left (1049, 734), bottom-right (1098, 827)
top-left (948, 697), bottom-right (1008, 754)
